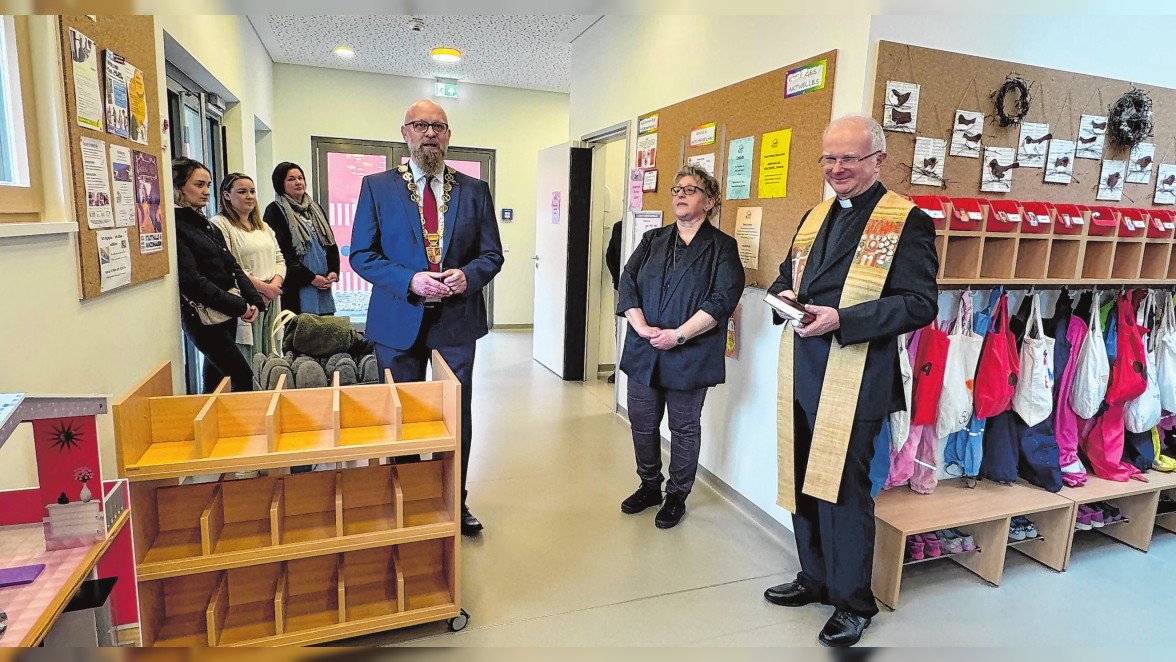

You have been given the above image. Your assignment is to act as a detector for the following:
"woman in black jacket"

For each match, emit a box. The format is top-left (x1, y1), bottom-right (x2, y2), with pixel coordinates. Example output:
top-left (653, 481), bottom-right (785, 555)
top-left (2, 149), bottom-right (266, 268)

top-left (174, 157), bottom-right (264, 392)
top-left (616, 164), bottom-right (745, 529)
top-left (263, 162), bottom-right (339, 315)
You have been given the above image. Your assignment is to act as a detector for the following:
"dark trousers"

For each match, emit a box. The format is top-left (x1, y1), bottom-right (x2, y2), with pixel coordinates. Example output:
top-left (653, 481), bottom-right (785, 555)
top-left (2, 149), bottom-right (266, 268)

top-left (627, 381), bottom-right (708, 498)
top-left (184, 315), bottom-right (254, 393)
top-left (374, 315), bottom-right (475, 505)
top-left (792, 400), bottom-right (881, 618)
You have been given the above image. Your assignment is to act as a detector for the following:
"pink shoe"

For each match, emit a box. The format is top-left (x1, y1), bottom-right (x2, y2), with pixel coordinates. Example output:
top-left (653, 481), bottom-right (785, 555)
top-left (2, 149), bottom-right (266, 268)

top-left (1085, 504), bottom-right (1105, 528)
top-left (1076, 505), bottom-right (1094, 530)
top-left (923, 532), bottom-right (942, 557)
top-left (907, 534), bottom-right (925, 561)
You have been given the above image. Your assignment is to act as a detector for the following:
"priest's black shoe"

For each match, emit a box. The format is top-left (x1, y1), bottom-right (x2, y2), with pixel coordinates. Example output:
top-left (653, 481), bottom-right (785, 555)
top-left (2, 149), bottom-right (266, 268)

top-left (818, 610), bottom-right (870, 647)
top-left (620, 482), bottom-right (663, 514)
top-left (763, 581), bottom-right (823, 607)
top-left (461, 506), bottom-right (483, 536)
top-left (654, 493), bottom-right (686, 529)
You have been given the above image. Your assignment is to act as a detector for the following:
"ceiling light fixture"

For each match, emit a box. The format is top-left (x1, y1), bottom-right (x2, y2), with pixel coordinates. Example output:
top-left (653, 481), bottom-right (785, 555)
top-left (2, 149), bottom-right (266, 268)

top-left (334, 46), bottom-right (355, 58)
top-left (431, 47), bottom-right (461, 64)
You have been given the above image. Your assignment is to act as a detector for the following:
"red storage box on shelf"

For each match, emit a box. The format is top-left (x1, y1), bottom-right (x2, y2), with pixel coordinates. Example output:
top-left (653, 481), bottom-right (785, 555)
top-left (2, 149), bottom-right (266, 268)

top-left (1118, 208), bottom-right (1147, 238)
top-left (1087, 206), bottom-right (1120, 237)
top-left (1052, 203), bottom-right (1087, 235)
top-left (911, 195), bottom-right (950, 230)
top-left (1149, 210), bottom-right (1176, 238)
top-left (1018, 202), bottom-right (1052, 234)
top-left (950, 197), bottom-right (986, 231)
top-left (985, 199), bottom-right (1020, 232)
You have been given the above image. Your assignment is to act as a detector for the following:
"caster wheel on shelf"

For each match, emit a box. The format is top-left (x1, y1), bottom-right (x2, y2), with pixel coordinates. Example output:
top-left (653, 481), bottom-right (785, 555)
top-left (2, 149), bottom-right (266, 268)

top-left (448, 609), bottom-right (470, 632)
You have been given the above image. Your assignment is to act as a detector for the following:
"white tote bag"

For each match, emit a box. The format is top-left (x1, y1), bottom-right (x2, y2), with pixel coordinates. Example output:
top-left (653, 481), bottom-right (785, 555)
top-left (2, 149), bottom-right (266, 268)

top-left (1126, 292), bottom-right (1163, 433)
top-left (936, 293), bottom-right (984, 438)
top-left (890, 332), bottom-right (913, 451)
top-left (1070, 291), bottom-right (1110, 420)
top-left (1012, 293), bottom-right (1056, 426)
top-left (1155, 294), bottom-right (1176, 413)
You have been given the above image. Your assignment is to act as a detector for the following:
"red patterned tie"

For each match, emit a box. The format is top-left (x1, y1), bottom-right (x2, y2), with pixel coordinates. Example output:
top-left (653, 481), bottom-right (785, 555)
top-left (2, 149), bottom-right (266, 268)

top-left (422, 176), bottom-right (440, 272)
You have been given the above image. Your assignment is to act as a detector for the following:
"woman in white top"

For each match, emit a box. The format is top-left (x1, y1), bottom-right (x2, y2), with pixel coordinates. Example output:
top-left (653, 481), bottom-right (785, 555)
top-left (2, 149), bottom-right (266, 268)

top-left (212, 173), bottom-right (286, 361)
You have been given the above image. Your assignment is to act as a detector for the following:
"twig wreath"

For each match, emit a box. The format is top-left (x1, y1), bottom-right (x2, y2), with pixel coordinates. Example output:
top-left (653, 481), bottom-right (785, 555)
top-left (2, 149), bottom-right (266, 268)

top-left (1107, 88), bottom-right (1154, 147)
top-left (991, 76), bottom-right (1032, 127)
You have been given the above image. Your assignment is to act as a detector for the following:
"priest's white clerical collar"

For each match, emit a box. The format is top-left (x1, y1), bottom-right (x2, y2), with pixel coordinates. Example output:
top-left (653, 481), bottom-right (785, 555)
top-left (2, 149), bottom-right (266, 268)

top-left (838, 197), bottom-right (853, 209)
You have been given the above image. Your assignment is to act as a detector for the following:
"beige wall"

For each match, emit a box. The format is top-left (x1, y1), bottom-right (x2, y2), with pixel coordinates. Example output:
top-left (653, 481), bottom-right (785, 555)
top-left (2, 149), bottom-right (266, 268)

top-left (269, 63), bottom-right (570, 326)
top-left (0, 15), bottom-right (273, 490)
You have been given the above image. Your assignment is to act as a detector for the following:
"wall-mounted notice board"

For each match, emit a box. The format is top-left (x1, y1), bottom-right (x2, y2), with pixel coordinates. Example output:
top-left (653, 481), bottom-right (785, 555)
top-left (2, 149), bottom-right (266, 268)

top-left (873, 40), bottom-right (1176, 207)
top-left (636, 50), bottom-right (837, 288)
top-left (59, 15), bottom-right (169, 300)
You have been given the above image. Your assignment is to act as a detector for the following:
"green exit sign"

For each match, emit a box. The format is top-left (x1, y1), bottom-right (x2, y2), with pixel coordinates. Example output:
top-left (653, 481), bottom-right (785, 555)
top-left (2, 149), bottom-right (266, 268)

top-left (435, 81), bottom-right (458, 98)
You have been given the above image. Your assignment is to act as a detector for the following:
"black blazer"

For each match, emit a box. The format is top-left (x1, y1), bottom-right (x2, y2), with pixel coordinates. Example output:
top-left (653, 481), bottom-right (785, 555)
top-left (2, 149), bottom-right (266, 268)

top-left (263, 201), bottom-right (341, 315)
top-left (768, 184), bottom-right (939, 420)
top-left (175, 206), bottom-right (263, 322)
top-left (617, 221), bottom-right (745, 390)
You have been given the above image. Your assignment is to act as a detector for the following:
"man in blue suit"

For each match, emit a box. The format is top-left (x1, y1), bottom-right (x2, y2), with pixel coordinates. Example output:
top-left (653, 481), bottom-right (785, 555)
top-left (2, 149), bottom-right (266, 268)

top-left (351, 99), bottom-right (504, 535)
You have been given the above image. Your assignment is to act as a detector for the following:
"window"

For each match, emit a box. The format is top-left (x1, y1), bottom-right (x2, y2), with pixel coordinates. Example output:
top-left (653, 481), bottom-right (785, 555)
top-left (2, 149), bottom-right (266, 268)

top-left (0, 15), bottom-right (41, 218)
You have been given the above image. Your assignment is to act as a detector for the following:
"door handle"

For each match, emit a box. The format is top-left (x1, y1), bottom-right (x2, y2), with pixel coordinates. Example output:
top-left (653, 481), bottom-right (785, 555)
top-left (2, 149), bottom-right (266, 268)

top-left (531, 255), bottom-right (540, 268)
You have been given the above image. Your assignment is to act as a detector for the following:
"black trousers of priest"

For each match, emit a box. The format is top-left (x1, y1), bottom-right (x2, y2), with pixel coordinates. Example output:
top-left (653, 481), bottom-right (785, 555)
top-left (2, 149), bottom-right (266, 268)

top-left (791, 400), bottom-right (882, 618)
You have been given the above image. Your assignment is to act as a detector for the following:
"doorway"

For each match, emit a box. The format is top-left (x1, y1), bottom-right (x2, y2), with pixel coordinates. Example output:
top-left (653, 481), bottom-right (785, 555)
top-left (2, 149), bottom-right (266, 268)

top-left (309, 137), bottom-right (497, 326)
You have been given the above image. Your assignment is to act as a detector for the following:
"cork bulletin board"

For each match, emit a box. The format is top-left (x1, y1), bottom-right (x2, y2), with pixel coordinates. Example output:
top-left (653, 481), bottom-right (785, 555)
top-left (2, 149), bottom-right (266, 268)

top-left (636, 50), bottom-right (838, 288)
top-left (873, 40), bottom-right (1176, 207)
top-left (59, 15), bottom-right (169, 300)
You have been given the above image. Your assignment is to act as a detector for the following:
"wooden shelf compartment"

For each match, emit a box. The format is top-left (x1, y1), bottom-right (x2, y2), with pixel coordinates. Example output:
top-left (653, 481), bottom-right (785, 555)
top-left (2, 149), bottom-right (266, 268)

top-left (338, 383), bottom-right (402, 447)
top-left (202, 475), bottom-right (278, 556)
top-left (399, 537), bottom-right (457, 613)
top-left (136, 481), bottom-right (218, 565)
top-left (1111, 241), bottom-right (1145, 280)
top-left (934, 235), bottom-right (947, 279)
top-left (1014, 238), bottom-right (1049, 279)
top-left (1141, 242), bottom-right (1172, 280)
top-left (275, 469), bottom-right (342, 545)
top-left (277, 554), bottom-right (345, 635)
top-left (1047, 239), bottom-right (1081, 279)
top-left (138, 571), bottom-right (221, 646)
top-left (979, 237), bottom-right (1016, 279)
top-left (1168, 248), bottom-right (1176, 280)
top-left (1081, 240), bottom-right (1115, 280)
top-left (1060, 473), bottom-right (1176, 566)
top-left (206, 564), bottom-right (281, 645)
top-left (398, 459), bottom-right (455, 528)
top-left (270, 387), bottom-right (337, 453)
top-left (942, 236), bottom-right (982, 279)
top-left (343, 545), bottom-right (404, 621)
top-left (1157, 487), bottom-right (1176, 534)
top-left (342, 464), bottom-right (399, 536)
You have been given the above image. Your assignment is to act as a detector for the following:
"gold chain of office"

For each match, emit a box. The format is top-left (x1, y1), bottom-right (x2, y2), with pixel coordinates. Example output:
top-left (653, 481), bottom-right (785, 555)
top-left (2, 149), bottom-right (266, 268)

top-left (400, 164), bottom-right (456, 265)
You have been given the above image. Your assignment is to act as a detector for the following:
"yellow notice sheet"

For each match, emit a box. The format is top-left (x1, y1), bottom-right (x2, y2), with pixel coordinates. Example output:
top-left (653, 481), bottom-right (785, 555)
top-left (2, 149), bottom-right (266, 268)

top-left (758, 128), bottom-right (792, 198)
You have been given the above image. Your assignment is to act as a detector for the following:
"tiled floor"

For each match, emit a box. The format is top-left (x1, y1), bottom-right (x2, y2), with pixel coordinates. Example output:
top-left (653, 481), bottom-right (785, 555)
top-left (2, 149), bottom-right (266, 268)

top-left (343, 330), bottom-right (1176, 647)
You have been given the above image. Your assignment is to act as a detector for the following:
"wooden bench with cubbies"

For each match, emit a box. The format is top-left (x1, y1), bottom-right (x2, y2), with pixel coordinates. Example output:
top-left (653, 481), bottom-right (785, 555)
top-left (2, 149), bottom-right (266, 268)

top-left (114, 354), bottom-right (468, 646)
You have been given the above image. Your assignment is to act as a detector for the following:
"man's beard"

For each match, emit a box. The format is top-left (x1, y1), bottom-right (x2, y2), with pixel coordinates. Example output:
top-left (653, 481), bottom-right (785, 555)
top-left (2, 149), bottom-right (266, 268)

top-left (411, 145), bottom-right (446, 176)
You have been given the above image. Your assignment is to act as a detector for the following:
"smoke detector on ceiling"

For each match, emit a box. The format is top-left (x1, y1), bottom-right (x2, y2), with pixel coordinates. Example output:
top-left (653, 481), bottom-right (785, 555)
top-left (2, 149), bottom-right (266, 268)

top-left (410, 17), bottom-right (424, 32)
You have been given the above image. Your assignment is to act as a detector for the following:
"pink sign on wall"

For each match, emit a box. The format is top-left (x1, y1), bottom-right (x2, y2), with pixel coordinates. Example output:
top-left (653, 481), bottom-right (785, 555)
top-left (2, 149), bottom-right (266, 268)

top-left (327, 152), bottom-right (388, 295)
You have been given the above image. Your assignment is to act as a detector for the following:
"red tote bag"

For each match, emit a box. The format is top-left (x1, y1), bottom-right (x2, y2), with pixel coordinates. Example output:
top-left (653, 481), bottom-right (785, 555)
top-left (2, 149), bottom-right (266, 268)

top-left (974, 293), bottom-right (1020, 419)
top-left (1107, 294), bottom-right (1148, 405)
top-left (911, 320), bottom-right (950, 425)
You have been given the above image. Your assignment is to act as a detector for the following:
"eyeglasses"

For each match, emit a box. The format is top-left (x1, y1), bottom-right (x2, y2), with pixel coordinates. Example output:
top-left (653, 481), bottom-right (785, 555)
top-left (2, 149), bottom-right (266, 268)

top-left (816, 150), bottom-right (881, 168)
top-left (670, 185), bottom-right (705, 196)
top-left (404, 120), bottom-right (450, 134)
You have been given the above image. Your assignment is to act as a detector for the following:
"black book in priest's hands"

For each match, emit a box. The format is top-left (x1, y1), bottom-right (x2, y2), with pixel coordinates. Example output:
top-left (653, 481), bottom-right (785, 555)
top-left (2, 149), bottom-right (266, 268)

top-left (764, 292), bottom-right (816, 325)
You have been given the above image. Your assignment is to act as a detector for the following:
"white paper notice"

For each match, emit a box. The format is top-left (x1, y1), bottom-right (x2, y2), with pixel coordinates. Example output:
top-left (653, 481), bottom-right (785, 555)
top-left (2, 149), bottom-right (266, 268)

top-left (1044, 139), bottom-right (1076, 184)
top-left (642, 169), bottom-right (658, 192)
top-left (109, 144), bottom-right (135, 227)
top-left (629, 211), bottom-right (663, 260)
top-left (949, 110), bottom-right (984, 158)
top-left (882, 81), bottom-right (919, 133)
top-left (981, 146), bottom-right (1017, 193)
top-left (911, 137), bottom-right (946, 187)
top-left (689, 123), bottom-right (716, 147)
top-left (733, 207), bottom-right (763, 270)
top-left (637, 133), bottom-right (657, 169)
top-left (1076, 114), bottom-right (1108, 160)
top-left (97, 228), bottom-right (131, 292)
top-left (1097, 160), bottom-right (1127, 201)
top-left (1016, 122), bottom-right (1051, 168)
top-left (638, 115), bottom-right (658, 135)
top-left (687, 153), bottom-right (716, 176)
top-left (1155, 163), bottom-right (1176, 205)
top-left (68, 28), bottom-right (103, 131)
top-left (1127, 143), bottom-right (1155, 184)
top-left (80, 137), bottom-right (114, 229)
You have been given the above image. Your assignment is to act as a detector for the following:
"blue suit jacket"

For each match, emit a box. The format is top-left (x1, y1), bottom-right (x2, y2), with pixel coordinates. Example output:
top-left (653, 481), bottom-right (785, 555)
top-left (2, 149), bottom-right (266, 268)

top-left (350, 166), bottom-right (504, 350)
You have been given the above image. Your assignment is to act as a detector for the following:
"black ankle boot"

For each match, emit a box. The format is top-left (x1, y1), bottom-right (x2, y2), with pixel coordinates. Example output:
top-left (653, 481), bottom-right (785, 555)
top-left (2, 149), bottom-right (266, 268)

top-left (621, 482), bottom-right (663, 514)
top-left (655, 493), bottom-right (686, 528)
